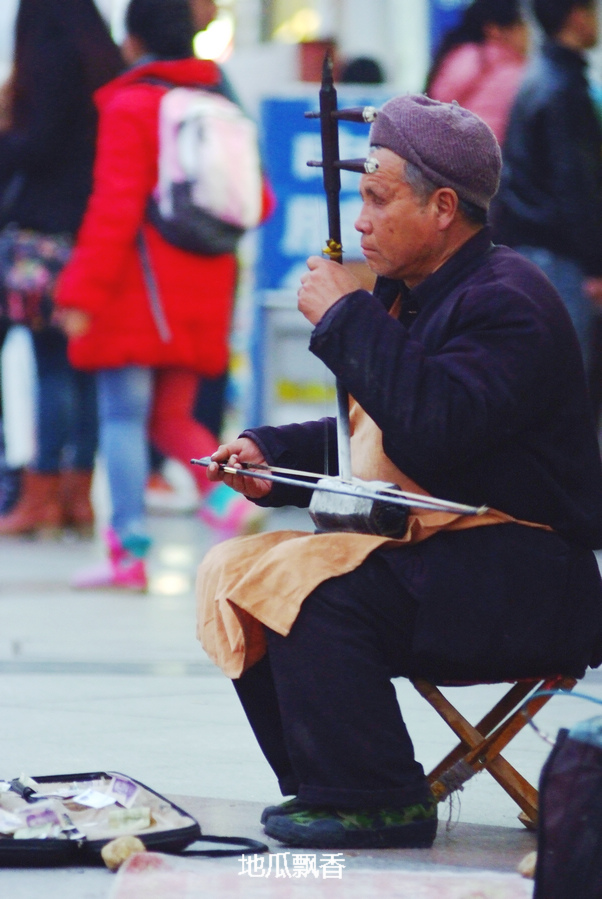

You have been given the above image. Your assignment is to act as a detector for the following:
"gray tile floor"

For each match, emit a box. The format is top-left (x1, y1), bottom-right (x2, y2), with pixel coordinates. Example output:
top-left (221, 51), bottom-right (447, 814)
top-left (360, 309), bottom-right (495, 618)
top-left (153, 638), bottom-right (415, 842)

top-left (1, 490), bottom-right (600, 896)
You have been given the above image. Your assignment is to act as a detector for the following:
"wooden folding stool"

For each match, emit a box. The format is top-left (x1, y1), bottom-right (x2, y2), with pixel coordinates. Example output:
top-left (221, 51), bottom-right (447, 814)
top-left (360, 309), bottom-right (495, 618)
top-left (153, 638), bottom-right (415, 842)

top-left (411, 674), bottom-right (578, 828)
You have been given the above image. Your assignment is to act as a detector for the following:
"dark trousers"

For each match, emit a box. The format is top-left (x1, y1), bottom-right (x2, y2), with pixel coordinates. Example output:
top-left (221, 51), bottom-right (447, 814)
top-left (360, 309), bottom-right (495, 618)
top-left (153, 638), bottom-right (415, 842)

top-left (233, 550), bottom-right (431, 809)
top-left (232, 526), bottom-right (602, 809)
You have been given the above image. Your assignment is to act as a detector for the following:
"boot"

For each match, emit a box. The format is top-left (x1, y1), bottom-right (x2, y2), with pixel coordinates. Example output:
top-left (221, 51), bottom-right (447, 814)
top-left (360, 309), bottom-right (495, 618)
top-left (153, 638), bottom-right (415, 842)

top-left (71, 527), bottom-right (149, 592)
top-left (60, 470), bottom-right (95, 537)
top-left (0, 470), bottom-right (62, 537)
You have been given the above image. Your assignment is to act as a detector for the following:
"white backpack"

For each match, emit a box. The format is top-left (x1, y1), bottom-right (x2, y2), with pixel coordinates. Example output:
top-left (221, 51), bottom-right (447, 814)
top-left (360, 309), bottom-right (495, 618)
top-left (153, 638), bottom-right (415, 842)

top-left (147, 84), bottom-right (264, 255)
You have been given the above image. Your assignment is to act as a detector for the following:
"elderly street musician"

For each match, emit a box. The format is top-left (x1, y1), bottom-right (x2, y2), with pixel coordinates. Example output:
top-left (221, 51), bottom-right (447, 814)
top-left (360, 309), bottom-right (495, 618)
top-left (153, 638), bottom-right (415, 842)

top-left (195, 84), bottom-right (602, 849)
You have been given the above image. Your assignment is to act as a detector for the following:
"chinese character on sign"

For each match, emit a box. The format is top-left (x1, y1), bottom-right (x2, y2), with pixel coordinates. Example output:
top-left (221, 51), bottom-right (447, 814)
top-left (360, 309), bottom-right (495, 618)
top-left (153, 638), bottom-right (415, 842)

top-left (320, 852), bottom-right (346, 879)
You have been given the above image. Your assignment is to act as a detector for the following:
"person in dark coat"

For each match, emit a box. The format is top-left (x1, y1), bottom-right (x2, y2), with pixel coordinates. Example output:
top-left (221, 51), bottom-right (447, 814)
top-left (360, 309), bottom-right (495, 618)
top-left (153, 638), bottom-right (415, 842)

top-left (198, 94), bottom-right (602, 850)
top-left (0, 0), bottom-right (123, 536)
top-left (493, 0), bottom-right (602, 376)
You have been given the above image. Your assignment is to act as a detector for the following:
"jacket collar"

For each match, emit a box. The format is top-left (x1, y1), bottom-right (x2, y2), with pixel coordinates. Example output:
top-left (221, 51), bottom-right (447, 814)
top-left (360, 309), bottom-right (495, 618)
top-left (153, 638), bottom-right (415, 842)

top-left (377, 226), bottom-right (493, 314)
top-left (542, 39), bottom-right (588, 73)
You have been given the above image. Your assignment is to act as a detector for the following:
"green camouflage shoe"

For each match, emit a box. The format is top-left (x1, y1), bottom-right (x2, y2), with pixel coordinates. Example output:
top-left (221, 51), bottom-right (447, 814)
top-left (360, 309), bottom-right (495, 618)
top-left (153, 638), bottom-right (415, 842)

top-left (260, 797), bottom-right (309, 825)
top-left (263, 799), bottom-right (437, 849)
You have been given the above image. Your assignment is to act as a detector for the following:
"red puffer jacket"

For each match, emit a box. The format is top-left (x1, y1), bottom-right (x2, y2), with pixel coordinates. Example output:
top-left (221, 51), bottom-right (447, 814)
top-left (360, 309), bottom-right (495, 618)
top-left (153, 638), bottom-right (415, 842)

top-left (56, 58), bottom-right (271, 376)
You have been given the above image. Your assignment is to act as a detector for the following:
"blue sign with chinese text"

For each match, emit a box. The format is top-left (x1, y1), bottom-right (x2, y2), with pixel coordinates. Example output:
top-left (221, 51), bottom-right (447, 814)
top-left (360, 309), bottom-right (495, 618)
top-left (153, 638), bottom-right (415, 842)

top-left (257, 90), bottom-right (391, 291)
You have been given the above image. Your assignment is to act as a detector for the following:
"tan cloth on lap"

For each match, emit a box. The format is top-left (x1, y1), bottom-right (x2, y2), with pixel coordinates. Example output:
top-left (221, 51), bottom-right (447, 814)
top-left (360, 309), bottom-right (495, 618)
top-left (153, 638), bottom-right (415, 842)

top-left (196, 295), bottom-right (549, 677)
top-left (196, 398), bottom-right (549, 678)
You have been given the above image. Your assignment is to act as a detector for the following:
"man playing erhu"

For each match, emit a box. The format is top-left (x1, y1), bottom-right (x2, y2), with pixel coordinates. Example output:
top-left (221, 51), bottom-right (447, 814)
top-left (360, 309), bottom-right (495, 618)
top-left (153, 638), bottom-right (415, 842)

top-left (197, 95), bottom-right (602, 849)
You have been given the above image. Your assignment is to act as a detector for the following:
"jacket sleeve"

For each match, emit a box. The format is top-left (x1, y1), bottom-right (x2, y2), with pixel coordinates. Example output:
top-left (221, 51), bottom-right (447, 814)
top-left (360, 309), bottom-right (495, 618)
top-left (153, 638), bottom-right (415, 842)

top-left (308, 282), bottom-right (559, 486)
top-left (55, 87), bottom-right (157, 315)
top-left (241, 418), bottom-right (338, 508)
top-left (502, 79), bottom-right (602, 272)
top-left (538, 87), bottom-right (602, 269)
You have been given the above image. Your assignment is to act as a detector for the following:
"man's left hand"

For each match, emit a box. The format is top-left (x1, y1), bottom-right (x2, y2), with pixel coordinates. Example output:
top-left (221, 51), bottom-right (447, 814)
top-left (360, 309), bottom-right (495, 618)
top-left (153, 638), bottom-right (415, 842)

top-left (298, 256), bottom-right (362, 325)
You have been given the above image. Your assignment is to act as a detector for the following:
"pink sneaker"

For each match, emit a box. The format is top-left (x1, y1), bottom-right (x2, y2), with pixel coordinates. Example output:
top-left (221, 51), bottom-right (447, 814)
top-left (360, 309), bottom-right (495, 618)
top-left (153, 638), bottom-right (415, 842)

top-left (71, 528), bottom-right (149, 592)
top-left (199, 483), bottom-right (267, 539)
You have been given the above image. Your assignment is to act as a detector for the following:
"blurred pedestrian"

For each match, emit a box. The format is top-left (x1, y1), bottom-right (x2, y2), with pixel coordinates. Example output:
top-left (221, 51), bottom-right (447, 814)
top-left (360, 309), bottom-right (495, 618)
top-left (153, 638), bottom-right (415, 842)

top-left (146, 0), bottom-right (232, 513)
top-left (0, 0), bottom-right (123, 538)
top-left (426, 0), bottom-right (529, 144)
top-left (494, 0), bottom-right (602, 376)
top-left (56, 0), bottom-right (273, 592)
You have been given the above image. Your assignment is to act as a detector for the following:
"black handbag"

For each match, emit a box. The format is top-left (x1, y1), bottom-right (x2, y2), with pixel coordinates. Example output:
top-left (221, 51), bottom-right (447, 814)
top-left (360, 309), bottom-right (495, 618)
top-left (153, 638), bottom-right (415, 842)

top-left (0, 770), bottom-right (267, 866)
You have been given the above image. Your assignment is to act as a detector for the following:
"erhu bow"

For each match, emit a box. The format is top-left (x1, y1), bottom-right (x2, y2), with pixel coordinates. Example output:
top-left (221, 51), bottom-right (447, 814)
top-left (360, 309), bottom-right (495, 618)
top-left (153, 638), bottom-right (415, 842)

top-left (191, 56), bottom-right (489, 535)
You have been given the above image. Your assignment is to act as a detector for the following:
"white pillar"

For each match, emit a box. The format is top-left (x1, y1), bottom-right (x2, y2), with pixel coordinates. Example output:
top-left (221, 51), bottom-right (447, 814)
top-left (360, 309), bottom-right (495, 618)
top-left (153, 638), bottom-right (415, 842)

top-left (234, 0), bottom-right (266, 48)
top-left (385, 0), bottom-right (430, 92)
top-left (318, 0), bottom-right (430, 91)
top-left (335, 0), bottom-right (388, 72)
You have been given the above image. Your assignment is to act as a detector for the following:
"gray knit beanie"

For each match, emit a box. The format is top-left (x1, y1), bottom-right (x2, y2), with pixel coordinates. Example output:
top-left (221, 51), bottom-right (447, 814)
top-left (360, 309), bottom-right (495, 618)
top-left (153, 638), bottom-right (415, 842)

top-left (368, 94), bottom-right (502, 210)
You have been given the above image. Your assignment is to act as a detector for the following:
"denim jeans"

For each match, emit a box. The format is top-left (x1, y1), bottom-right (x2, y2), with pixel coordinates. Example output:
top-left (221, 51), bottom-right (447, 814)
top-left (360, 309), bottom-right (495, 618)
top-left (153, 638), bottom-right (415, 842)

top-left (97, 366), bottom-right (153, 544)
top-left (97, 365), bottom-right (217, 545)
top-left (514, 246), bottom-right (594, 373)
top-left (32, 329), bottom-right (97, 473)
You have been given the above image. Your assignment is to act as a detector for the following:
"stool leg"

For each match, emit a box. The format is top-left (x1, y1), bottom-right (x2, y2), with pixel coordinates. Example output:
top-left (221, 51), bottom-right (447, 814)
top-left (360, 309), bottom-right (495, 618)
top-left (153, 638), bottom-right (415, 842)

top-left (414, 679), bottom-right (536, 782)
top-left (412, 676), bottom-right (577, 828)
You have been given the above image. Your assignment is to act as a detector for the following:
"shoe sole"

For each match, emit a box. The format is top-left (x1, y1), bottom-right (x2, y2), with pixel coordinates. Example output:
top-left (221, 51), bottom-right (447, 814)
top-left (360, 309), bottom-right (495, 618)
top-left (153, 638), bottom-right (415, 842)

top-left (263, 815), bottom-right (437, 849)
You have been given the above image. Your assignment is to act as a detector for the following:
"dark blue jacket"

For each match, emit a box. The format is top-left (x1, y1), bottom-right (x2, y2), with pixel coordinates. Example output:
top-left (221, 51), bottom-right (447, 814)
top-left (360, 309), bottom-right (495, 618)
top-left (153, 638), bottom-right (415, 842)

top-left (243, 229), bottom-right (602, 680)
top-left (494, 42), bottom-right (602, 275)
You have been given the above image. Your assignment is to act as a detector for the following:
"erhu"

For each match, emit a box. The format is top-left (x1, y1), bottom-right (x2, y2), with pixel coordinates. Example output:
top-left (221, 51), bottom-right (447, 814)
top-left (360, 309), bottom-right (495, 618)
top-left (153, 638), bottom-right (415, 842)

top-left (192, 56), bottom-right (488, 534)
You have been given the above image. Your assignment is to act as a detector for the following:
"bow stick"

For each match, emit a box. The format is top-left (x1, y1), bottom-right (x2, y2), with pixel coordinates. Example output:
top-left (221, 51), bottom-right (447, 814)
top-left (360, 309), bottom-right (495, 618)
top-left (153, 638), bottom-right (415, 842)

top-left (191, 457), bottom-right (488, 517)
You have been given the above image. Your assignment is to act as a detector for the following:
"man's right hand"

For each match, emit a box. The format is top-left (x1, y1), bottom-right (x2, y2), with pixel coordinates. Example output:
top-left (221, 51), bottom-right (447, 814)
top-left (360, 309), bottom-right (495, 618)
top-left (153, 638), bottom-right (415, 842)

top-left (206, 437), bottom-right (272, 500)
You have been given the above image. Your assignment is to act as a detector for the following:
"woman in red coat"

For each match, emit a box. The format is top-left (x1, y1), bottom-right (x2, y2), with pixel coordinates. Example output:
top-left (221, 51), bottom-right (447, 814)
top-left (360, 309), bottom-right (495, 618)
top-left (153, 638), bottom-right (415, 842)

top-left (56, 0), bottom-right (271, 590)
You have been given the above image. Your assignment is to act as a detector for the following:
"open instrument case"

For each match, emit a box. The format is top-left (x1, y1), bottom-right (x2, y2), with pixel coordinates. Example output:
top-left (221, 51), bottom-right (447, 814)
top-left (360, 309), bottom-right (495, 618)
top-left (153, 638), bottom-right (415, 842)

top-left (0, 771), bottom-right (265, 865)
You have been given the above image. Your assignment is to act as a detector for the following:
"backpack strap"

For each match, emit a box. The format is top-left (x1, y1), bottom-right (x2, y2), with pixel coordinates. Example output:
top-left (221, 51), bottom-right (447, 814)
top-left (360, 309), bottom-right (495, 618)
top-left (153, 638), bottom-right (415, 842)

top-left (135, 75), bottom-right (232, 102)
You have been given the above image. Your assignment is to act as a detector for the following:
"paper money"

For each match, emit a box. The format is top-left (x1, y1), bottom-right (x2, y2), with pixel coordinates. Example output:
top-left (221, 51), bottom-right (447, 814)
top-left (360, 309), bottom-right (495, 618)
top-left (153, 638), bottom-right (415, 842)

top-left (107, 776), bottom-right (139, 809)
top-left (0, 809), bottom-right (22, 834)
top-left (20, 803), bottom-right (63, 830)
top-left (71, 789), bottom-right (116, 809)
top-left (108, 807), bottom-right (152, 832)
top-left (13, 823), bottom-right (61, 840)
